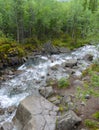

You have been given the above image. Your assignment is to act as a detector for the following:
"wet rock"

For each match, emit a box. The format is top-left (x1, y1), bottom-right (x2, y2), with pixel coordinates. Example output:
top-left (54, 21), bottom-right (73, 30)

top-left (0, 108), bottom-right (5, 115)
top-left (50, 64), bottom-right (60, 70)
top-left (7, 106), bottom-right (16, 114)
top-left (39, 86), bottom-right (54, 98)
top-left (1, 122), bottom-right (13, 130)
top-left (56, 110), bottom-right (82, 130)
top-left (83, 54), bottom-right (93, 61)
top-left (62, 59), bottom-right (77, 68)
top-left (14, 95), bottom-right (59, 130)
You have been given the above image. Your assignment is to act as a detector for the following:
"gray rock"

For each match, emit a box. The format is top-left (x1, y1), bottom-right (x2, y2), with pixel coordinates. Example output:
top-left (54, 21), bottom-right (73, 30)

top-left (82, 76), bottom-right (90, 81)
top-left (62, 96), bottom-right (71, 105)
top-left (81, 101), bottom-right (86, 106)
top-left (7, 106), bottom-right (16, 114)
top-left (73, 71), bottom-right (82, 79)
top-left (50, 64), bottom-right (60, 70)
top-left (56, 110), bottom-right (82, 130)
top-left (65, 68), bottom-right (75, 75)
top-left (83, 54), bottom-right (93, 61)
top-left (73, 80), bottom-right (84, 87)
top-left (59, 47), bottom-right (70, 53)
top-left (67, 102), bottom-right (76, 110)
top-left (1, 122), bottom-right (13, 130)
top-left (49, 96), bottom-right (61, 105)
top-left (14, 95), bottom-right (59, 130)
top-left (39, 86), bottom-right (54, 98)
top-left (62, 59), bottom-right (77, 68)
top-left (43, 41), bottom-right (59, 54)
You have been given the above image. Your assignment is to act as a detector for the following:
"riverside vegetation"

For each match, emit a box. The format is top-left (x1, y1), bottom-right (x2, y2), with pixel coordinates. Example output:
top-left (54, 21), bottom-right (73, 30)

top-left (0, 0), bottom-right (99, 60)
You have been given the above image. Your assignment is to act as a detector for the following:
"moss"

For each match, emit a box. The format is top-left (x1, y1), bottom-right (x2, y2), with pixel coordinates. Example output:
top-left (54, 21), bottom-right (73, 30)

top-left (59, 106), bottom-right (64, 112)
top-left (23, 43), bottom-right (36, 51)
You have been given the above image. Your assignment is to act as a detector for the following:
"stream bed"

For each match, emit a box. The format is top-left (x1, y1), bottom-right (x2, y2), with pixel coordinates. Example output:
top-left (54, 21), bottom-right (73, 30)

top-left (0, 45), bottom-right (99, 126)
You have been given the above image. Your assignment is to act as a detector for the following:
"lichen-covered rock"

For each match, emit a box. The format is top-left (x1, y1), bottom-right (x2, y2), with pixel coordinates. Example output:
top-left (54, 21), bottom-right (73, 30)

top-left (13, 95), bottom-right (59, 130)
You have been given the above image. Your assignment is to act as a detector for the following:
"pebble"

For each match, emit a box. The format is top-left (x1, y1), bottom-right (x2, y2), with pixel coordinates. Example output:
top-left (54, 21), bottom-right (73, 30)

top-left (81, 101), bottom-right (86, 106)
top-left (85, 94), bottom-right (90, 99)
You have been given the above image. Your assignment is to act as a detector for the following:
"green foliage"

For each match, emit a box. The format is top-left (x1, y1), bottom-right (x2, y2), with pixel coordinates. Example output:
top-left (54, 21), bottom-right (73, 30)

top-left (58, 78), bottom-right (70, 88)
top-left (0, 0), bottom-right (99, 46)
top-left (84, 119), bottom-right (99, 129)
top-left (0, 37), bottom-right (26, 61)
top-left (91, 73), bottom-right (99, 87)
top-left (92, 111), bottom-right (99, 119)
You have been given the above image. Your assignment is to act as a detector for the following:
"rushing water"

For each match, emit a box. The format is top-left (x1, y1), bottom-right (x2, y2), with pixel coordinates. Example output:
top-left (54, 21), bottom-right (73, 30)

top-left (0, 45), bottom-right (99, 125)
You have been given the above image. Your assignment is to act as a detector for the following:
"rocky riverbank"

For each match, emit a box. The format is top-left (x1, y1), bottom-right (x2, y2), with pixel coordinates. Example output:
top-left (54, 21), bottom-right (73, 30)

top-left (0, 44), bottom-right (99, 130)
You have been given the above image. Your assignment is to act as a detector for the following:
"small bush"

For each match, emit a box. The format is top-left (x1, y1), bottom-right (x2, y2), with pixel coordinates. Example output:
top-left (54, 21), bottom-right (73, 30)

top-left (92, 112), bottom-right (99, 120)
top-left (58, 78), bottom-right (70, 88)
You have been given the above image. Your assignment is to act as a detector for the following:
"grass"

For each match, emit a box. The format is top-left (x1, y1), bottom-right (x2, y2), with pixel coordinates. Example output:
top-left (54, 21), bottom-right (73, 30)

top-left (84, 119), bottom-right (99, 129)
top-left (76, 63), bottom-right (99, 102)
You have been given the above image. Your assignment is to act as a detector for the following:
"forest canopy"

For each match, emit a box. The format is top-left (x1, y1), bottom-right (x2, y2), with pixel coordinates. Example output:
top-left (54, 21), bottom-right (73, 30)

top-left (0, 0), bottom-right (99, 45)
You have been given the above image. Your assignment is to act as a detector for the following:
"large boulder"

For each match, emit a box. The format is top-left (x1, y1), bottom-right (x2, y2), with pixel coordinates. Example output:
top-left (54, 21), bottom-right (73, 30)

top-left (13, 95), bottom-right (59, 130)
top-left (56, 110), bottom-right (82, 130)
top-left (43, 41), bottom-right (59, 54)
